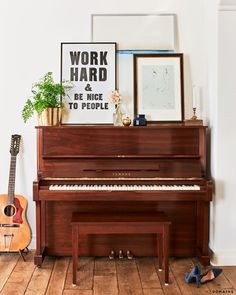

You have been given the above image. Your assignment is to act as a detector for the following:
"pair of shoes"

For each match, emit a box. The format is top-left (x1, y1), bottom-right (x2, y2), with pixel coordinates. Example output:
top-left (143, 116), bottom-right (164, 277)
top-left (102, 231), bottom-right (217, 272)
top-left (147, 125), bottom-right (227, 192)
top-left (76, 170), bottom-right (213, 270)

top-left (185, 265), bottom-right (222, 288)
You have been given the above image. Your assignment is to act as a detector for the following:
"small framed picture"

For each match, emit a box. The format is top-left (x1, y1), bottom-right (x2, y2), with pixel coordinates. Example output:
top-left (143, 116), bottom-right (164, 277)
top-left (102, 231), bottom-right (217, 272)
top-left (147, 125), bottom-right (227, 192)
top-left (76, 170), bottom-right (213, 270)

top-left (133, 53), bottom-right (184, 123)
top-left (61, 42), bottom-right (116, 124)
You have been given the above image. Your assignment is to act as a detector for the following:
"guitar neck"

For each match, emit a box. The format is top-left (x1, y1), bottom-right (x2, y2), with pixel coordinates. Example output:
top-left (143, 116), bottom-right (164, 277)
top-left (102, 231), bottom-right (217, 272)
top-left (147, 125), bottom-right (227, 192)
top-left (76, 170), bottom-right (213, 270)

top-left (8, 155), bottom-right (16, 204)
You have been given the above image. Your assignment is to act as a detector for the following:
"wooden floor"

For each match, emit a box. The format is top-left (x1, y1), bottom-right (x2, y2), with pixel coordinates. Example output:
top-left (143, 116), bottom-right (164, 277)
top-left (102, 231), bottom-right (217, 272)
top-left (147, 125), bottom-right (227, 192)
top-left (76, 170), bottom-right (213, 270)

top-left (0, 252), bottom-right (236, 295)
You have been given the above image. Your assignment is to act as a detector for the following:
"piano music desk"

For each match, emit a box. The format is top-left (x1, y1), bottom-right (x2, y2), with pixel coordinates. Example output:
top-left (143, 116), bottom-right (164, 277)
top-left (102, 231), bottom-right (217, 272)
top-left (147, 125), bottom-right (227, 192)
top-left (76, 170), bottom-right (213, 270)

top-left (71, 211), bottom-right (171, 285)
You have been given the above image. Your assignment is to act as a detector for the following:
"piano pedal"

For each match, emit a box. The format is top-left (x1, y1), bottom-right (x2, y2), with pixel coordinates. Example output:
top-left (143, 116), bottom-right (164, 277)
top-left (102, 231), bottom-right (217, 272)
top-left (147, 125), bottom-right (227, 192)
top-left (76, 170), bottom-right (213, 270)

top-left (108, 250), bottom-right (115, 260)
top-left (118, 249), bottom-right (124, 259)
top-left (126, 250), bottom-right (133, 260)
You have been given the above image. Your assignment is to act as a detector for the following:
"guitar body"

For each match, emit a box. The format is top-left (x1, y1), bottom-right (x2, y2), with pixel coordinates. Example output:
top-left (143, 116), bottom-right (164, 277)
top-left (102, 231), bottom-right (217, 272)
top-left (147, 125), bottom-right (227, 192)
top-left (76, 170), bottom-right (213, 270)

top-left (0, 194), bottom-right (31, 251)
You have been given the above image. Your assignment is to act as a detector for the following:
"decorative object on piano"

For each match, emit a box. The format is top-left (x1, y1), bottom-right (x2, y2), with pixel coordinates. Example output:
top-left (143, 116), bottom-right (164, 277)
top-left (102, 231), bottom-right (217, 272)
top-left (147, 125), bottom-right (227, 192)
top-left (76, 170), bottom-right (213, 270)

top-left (133, 53), bottom-right (184, 123)
top-left (38, 107), bottom-right (62, 126)
top-left (184, 108), bottom-right (203, 126)
top-left (110, 90), bottom-right (121, 104)
top-left (91, 14), bottom-right (176, 51)
top-left (61, 42), bottom-right (117, 124)
top-left (113, 104), bottom-right (123, 126)
top-left (133, 114), bottom-right (147, 126)
top-left (185, 85), bottom-right (203, 126)
top-left (110, 90), bottom-right (124, 126)
top-left (22, 72), bottom-right (72, 125)
top-left (122, 117), bottom-right (132, 126)
top-left (0, 135), bottom-right (31, 257)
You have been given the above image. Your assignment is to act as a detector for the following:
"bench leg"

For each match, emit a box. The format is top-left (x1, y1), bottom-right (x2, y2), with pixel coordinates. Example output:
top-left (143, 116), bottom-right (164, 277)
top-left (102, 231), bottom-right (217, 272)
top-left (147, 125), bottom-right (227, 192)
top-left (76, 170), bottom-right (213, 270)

top-left (72, 225), bottom-right (79, 285)
top-left (163, 224), bottom-right (170, 285)
top-left (157, 234), bottom-right (163, 270)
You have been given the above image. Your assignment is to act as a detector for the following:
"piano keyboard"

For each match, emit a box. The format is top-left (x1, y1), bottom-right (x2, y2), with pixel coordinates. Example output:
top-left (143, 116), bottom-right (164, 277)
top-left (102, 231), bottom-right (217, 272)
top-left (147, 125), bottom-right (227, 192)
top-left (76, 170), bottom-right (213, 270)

top-left (49, 184), bottom-right (201, 191)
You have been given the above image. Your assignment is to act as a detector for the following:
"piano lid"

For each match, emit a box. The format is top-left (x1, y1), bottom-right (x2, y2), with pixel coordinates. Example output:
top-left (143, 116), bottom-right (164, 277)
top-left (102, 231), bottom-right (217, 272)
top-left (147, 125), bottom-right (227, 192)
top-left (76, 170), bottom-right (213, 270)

top-left (40, 125), bottom-right (204, 158)
top-left (37, 125), bottom-right (207, 179)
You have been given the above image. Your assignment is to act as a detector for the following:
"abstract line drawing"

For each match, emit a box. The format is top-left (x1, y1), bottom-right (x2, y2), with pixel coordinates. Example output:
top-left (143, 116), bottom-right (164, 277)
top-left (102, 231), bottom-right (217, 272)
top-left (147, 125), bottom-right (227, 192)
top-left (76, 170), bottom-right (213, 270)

top-left (142, 65), bottom-right (175, 110)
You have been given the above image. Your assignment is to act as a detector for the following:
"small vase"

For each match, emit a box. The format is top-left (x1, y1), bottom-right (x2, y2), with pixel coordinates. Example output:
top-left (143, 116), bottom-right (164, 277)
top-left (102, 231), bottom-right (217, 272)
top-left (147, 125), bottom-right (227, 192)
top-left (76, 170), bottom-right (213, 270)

top-left (113, 103), bottom-right (123, 126)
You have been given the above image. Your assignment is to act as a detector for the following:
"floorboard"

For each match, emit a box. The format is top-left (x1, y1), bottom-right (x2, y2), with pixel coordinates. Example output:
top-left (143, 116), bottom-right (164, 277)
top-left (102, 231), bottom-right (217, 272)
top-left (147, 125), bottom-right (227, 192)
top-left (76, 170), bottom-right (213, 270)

top-left (45, 257), bottom-right (69, 295)
top-left (0, 251), bottom-right (35, 295)
top-left (0, 253), bottom-right (19, 292)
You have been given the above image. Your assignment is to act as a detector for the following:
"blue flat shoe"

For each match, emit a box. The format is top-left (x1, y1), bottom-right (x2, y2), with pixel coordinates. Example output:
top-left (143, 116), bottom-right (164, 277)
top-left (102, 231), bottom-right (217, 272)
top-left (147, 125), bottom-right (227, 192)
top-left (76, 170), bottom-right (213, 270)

top-left (200, 268), bottom-right (222, 284)
top-left (185, 265), bottom-right (200, 284)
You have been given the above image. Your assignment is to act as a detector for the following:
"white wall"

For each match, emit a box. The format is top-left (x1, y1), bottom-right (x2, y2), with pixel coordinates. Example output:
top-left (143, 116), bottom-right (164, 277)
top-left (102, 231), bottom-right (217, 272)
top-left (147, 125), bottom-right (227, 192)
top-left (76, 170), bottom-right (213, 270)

top-left (209, 0), bottom-right (236, 266)
top-left (1, 0), bottom-right (234, 265)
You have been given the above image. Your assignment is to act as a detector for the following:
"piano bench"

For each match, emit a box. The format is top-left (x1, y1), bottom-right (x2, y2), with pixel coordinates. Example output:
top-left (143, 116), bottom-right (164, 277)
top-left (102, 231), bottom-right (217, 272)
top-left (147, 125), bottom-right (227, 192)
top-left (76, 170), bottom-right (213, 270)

top-left (71, 212), bottom-right (171, 286)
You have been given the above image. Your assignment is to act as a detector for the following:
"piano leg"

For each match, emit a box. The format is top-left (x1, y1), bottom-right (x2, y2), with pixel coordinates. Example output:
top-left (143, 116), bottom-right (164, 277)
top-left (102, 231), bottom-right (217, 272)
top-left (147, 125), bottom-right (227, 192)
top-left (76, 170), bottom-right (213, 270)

top-left (34, 200), bottom-right (46, 266)
top-left (72, 224), bottom-right (79, 285)
top-left (163, 224), bottom-right (170, 285)
top-left (157, 234), bottom-right (163, 270)
top-left (197, 201), bottom-right (211, 265)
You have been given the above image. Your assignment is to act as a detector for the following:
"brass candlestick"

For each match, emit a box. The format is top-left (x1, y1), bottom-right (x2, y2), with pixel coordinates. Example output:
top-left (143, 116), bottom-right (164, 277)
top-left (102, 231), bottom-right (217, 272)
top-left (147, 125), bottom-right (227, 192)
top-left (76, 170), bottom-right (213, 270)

top-left (191, 107), bottom-right (197, 120)
top-left (185, 107), bottom-right (203, 126)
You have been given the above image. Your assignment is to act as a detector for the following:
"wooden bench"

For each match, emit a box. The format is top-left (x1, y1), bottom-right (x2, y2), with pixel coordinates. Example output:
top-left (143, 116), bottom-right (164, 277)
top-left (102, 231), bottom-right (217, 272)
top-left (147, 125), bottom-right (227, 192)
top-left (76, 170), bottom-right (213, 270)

top-left (71, 212), bottom-right (171, 285)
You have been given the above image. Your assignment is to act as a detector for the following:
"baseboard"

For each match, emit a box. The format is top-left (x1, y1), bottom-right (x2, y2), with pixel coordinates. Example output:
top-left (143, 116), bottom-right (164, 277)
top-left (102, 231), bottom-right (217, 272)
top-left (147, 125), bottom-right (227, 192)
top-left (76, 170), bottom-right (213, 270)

top-left (211, 249), bottom-right (236, 266)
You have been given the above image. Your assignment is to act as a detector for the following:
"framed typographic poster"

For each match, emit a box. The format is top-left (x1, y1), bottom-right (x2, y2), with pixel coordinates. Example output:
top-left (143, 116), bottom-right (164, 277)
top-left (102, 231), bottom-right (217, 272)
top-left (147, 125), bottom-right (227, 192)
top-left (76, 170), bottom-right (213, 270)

top-left (134, 53), bottom-right (184, 123)
top-left (61, 42), bottom-right (116, 124)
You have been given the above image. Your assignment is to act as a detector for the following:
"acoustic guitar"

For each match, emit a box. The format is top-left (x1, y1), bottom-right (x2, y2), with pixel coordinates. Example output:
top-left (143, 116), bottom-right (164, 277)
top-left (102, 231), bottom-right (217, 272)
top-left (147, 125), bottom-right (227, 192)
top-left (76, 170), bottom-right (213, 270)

top-left (0, 134), bottom-right (31, 252)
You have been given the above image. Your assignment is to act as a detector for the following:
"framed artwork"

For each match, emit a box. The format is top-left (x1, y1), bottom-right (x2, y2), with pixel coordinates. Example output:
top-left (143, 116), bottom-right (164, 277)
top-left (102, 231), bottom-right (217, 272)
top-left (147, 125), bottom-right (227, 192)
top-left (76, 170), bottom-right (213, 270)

top-left (61, 42), bottom-right (116, 124)
top-left (133, 53), bottom-right (184, 123)
top-left (91, 14), bottom-right (176, 50)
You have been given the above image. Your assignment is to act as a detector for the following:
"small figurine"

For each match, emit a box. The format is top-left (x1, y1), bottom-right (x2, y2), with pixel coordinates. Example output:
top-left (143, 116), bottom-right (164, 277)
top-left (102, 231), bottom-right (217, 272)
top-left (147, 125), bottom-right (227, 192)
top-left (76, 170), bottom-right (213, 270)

top-left (122, 117), bottom-right (131, 126)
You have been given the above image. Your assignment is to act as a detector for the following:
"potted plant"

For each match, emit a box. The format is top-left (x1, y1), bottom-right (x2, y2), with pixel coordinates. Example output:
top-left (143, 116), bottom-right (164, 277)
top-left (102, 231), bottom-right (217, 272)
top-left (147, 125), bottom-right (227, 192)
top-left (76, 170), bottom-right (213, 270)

top-left (22, 72), bottom-right (72, 126)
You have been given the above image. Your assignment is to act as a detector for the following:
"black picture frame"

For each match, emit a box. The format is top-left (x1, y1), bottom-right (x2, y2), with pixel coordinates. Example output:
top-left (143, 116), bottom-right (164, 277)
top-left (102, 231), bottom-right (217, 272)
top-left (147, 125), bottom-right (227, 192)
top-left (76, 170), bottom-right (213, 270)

top-left (134, 53), bottom-right (184, 123)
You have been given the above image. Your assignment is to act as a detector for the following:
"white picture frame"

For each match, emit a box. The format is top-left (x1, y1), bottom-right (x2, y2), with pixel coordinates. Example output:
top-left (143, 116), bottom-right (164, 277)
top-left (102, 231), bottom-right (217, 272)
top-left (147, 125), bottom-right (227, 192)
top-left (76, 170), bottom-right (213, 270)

top-left (91, 14), bottom-right (176, 50)
top-left (61, 42), bottom-right (116, 124)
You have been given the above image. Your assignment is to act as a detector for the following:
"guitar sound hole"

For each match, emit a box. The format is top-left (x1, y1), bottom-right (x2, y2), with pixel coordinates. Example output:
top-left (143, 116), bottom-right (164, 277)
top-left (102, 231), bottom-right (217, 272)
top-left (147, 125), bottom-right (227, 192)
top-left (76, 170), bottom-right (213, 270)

top-left (4, 205), bottom-right (16, 217)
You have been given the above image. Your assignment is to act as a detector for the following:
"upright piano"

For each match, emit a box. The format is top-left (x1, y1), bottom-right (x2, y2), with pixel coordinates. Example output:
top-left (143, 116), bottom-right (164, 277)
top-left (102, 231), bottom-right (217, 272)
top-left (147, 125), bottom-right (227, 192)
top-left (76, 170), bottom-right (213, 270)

top-left (33, 124), bottom-right (212, 266)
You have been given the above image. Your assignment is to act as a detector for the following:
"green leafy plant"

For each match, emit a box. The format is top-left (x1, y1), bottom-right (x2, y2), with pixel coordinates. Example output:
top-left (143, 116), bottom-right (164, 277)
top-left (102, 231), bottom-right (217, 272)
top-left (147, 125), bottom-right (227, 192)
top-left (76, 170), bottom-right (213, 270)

top-left (22, 72), bottom-right (72, 122)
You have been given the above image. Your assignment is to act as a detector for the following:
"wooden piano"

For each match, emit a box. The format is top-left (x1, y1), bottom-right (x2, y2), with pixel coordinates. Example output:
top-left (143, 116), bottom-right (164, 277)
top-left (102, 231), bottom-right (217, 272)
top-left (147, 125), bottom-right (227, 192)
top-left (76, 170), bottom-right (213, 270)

top-left (33, 124), bottom-right (212, 266)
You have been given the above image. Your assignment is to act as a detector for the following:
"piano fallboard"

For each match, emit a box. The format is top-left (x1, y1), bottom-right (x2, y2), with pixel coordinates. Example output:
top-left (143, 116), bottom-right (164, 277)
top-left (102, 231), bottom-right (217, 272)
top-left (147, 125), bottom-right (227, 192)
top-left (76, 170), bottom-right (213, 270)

top-left (36, 179), bottom-right (212, 202)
